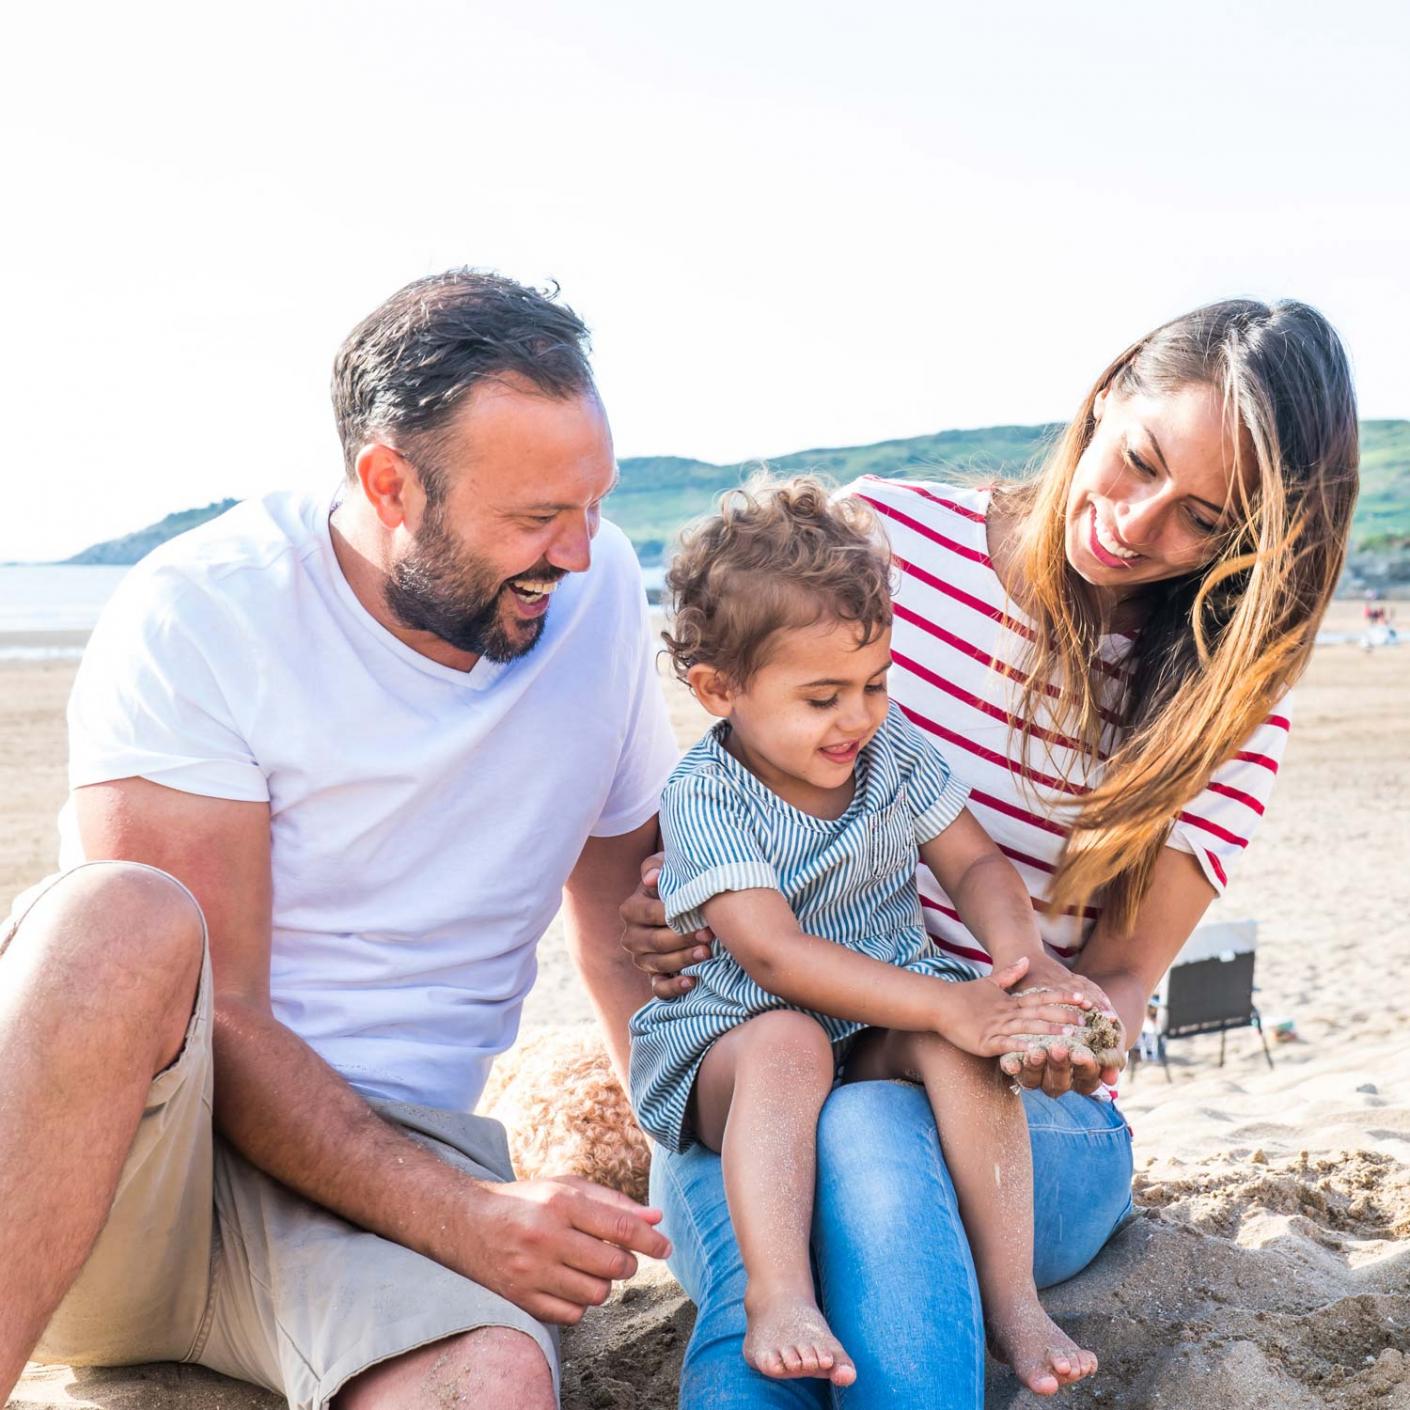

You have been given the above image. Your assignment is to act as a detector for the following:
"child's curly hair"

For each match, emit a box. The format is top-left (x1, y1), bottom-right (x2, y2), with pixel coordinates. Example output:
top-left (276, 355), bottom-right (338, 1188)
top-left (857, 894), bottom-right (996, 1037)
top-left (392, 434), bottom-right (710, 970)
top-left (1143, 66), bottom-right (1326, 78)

top-left (662, 473), bottom-right (894, 689)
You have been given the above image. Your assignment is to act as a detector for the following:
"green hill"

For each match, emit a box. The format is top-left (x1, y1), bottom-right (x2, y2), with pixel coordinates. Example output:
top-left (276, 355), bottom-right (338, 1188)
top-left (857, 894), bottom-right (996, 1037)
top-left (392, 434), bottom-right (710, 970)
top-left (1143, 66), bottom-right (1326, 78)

top-left (609, 424), bottom-right (1060, 562)
top-left (59, 421), bottom-right (1410, 583)
top-left (63, 500), bottom-right (241, 565)
top-left (1353, 420), bottom-right (1410, 549)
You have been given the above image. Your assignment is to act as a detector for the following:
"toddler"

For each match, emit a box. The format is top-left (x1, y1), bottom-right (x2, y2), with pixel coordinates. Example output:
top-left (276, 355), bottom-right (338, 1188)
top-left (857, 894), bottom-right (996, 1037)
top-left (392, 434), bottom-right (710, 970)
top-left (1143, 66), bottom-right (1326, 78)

top-left (629, 477), bottom-right (1100, 1395)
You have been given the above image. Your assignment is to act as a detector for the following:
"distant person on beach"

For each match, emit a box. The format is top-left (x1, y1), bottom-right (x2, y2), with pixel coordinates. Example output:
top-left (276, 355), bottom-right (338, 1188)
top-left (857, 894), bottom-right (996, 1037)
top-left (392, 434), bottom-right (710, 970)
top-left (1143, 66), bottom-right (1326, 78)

top-left (0, 271), bottom-right (677, 1409)
top-left (1361, 591), bottom-right (1397, 649)
top-left (628, 477), bottom-right (1104, 1394)
top-left (622, 300), bottom-right (1360, 1407)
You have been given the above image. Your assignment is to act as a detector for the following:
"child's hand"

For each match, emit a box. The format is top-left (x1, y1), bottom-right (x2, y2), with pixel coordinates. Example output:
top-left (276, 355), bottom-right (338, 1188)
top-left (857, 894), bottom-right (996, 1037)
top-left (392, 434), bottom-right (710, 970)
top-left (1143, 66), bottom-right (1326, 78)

top-left (1015, 953), bottom-right (1119, 1024)
top-left (934, 957), bottom-right (1088, 1058)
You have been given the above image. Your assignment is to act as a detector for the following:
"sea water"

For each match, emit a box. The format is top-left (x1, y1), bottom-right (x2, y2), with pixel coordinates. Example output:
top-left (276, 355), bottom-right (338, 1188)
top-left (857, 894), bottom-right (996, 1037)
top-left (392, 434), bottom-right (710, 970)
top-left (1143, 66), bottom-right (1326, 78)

top-left (0, 565), bottom-right (130, 658)
top-left (0, 561), bottom-right (663, 663)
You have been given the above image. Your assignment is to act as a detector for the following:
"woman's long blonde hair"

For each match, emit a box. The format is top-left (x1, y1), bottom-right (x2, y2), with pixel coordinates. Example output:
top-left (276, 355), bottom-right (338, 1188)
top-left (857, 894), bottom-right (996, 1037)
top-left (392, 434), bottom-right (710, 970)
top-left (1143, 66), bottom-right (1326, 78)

top-left (999, 300), bottom-right (1359, 931)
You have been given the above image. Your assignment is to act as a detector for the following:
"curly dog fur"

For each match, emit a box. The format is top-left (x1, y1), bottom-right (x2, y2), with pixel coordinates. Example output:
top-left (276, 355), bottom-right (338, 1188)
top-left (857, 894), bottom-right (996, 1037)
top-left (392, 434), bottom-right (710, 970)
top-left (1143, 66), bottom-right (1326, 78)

top-left (480, 1025), bottom-right (652, 1203)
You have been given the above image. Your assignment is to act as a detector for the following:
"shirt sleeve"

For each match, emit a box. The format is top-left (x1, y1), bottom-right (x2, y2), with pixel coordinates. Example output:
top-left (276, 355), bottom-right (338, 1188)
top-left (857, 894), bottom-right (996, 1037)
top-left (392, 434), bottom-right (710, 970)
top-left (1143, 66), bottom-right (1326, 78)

top-left (657, 769), bottom-right (780, 932)
top-left (885, 704), bottom-right (972, 844)
top-left (1165, 696), bottom-right (1294, 894)
top-left (67, 566), bottom-right (270, 802)
top-left (589, 541), bottom-right (681, 838)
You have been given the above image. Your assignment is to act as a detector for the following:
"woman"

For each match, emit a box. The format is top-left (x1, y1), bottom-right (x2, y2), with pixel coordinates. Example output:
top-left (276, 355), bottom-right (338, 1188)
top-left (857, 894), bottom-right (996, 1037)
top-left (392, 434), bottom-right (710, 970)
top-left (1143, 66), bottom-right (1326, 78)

top-left (620, 299), bottom-right (1359, 1409)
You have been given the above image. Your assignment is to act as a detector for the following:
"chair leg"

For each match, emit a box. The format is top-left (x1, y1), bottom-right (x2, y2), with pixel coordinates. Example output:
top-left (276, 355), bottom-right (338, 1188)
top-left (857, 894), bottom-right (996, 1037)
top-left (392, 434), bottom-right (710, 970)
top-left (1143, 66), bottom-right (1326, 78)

top-left (1160, 1034), bottom-right (1171, 1083)
top-left (1253, 1009), bottom-right (1274, 1070)
top-left (1219, 1028), bottom-right (1227, 1067)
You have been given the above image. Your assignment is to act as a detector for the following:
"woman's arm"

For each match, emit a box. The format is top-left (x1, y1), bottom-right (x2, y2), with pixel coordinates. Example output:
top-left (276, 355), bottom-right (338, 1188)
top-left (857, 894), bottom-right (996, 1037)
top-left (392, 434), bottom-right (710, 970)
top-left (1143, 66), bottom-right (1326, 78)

top-left (700, 888), bottom-right (1080, 1057)
top-left (1012, 847), bottom-right (1218, 1098)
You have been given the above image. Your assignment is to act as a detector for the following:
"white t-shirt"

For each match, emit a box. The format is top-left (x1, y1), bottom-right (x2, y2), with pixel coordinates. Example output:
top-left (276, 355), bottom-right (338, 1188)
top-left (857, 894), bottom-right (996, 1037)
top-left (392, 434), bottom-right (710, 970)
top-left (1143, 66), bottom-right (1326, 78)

top-left (61, 492), bottom-right (679, 1113)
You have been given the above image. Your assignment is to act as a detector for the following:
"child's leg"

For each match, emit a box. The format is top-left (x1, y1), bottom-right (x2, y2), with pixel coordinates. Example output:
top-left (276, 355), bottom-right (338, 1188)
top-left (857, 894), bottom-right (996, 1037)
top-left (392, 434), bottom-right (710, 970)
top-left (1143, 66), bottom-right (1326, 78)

top-left (847, 1030), bottom-right (1098, 1397)
top-left (693, 1010), bottom-right (857, 1387)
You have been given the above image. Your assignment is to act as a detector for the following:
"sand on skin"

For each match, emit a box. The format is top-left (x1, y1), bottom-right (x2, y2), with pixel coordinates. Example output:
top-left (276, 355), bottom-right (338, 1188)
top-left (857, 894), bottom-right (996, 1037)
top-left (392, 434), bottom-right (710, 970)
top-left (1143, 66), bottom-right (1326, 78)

top-left (7, 600), bottom-right (1410, 1409)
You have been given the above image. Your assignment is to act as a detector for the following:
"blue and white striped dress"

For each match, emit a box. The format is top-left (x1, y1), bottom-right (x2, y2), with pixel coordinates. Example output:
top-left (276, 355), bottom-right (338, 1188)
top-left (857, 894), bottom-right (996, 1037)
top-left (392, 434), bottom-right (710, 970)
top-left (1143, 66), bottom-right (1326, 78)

top-left (628, 702), bottom-right (978, 1152)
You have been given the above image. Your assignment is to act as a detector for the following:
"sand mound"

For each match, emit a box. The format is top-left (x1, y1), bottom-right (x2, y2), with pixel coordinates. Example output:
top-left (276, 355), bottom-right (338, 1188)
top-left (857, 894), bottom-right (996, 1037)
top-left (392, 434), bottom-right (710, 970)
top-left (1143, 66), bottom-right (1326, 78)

top-left (983, 1145), bottom-right (1410, 1410)
top-left (1133, 1148), bottom-right (1410, 1243)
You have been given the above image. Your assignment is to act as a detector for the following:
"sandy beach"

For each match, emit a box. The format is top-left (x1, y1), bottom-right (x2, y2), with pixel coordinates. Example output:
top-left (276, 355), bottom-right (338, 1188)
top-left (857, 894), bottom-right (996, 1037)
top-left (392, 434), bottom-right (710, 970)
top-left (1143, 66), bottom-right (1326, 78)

top-left (7, 600), bottom-right (1409, 1409)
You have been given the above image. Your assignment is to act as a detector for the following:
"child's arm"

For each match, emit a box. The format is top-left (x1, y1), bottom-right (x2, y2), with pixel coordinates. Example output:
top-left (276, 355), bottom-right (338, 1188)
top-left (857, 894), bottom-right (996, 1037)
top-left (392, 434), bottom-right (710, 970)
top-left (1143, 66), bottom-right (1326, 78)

top-left (920, 809), bottom-right (1115, 1015)
top-left (699, 888), bottom-right (1080, 1058)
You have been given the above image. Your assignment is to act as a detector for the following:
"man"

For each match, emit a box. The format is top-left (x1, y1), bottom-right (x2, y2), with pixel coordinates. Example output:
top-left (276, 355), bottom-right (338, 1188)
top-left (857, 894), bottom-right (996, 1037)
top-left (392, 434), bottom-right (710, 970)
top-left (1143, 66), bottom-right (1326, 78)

top-left (0, 270), bottom-right (678, 1410)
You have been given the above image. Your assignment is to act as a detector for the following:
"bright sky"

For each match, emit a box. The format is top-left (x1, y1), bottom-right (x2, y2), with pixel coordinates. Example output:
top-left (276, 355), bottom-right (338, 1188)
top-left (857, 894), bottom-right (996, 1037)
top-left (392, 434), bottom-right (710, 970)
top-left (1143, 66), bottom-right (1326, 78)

top-left (4, 0), bottom-right (1407, 561)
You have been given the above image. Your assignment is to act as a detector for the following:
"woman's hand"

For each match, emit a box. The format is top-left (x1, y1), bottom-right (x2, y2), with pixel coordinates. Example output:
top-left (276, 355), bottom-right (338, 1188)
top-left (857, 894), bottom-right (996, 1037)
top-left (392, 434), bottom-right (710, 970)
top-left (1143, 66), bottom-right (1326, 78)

top-left (997, 954), bottom-right (1125, 1098)
top-left (999, 1041), bottom-right (1125, 1099)
top-left (618, 853), bottom-right (712, 999)
top-left (933, 958), bottom-right (1090, 1058)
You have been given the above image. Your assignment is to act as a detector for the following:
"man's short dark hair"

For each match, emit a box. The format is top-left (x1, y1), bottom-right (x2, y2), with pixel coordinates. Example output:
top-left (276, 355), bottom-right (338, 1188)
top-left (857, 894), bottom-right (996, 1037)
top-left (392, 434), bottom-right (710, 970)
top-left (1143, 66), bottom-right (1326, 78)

top-left (331, 269), bottom-right (595, 499)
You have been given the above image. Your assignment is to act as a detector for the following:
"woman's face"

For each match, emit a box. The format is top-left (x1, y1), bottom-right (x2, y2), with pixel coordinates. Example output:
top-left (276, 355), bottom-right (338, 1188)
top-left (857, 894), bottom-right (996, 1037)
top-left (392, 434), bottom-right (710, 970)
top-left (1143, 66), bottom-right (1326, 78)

top-left (1063, 381), bottom-right (1244, 602)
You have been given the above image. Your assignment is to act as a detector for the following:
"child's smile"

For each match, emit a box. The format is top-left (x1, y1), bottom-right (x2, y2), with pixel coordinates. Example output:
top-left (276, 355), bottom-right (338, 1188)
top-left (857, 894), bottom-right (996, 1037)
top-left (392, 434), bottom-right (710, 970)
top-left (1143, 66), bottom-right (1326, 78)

top-left (701, 620), bottom-right (893, 819)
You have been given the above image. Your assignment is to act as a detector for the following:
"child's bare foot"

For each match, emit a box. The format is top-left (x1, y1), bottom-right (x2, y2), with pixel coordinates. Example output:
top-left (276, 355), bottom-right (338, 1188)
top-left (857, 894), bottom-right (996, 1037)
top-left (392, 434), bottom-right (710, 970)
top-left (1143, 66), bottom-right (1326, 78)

top-left (743, 1289), bottom-right (857, 1386)
top-left (987, 1295), bottom-right (1097, 1396)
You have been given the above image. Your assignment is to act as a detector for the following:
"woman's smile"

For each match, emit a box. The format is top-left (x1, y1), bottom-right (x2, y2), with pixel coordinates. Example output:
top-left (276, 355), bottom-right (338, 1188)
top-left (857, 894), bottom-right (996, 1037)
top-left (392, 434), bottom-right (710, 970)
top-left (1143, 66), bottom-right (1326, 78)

top-left (1086, 505), bottom-right (1141, 569)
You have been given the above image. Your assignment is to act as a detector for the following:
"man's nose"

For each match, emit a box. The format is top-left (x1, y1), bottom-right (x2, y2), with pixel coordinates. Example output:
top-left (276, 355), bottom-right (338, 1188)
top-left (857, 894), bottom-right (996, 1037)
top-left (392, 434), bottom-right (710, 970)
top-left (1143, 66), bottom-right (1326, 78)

top-left (546, 514), bottom-right (593, 574)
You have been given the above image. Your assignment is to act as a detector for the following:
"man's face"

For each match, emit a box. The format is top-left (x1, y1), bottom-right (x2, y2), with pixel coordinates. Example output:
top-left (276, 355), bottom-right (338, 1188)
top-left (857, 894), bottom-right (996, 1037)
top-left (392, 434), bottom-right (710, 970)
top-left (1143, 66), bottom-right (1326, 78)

top-left (385, 380), bottom-right (618, 662)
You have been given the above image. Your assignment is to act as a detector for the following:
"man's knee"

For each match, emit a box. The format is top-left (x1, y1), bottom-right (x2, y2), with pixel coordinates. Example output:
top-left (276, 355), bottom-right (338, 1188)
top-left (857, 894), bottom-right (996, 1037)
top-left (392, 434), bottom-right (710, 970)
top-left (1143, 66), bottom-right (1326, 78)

top-left (337, 1326), bottom-right (555, 1410)
top-left (4, 862), bottom-right (204, 1012)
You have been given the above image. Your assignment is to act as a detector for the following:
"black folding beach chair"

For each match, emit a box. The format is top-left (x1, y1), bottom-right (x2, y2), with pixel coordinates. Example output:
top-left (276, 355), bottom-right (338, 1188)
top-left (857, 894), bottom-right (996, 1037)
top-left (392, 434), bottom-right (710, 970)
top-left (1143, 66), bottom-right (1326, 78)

top-left (1134, 946), bottom-right (1274, 1082)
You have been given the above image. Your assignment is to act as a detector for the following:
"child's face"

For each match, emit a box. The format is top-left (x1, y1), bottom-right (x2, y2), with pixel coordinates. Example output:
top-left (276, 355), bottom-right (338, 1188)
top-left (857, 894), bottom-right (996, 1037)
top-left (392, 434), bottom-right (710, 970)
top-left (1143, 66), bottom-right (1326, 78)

top-left (723, 620), bottom-right (893, 800)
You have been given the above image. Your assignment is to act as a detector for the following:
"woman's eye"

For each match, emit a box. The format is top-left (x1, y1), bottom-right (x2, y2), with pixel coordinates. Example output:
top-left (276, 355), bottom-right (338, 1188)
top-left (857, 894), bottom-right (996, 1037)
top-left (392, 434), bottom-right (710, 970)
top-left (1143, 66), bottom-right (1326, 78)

top-left (1125, 450), bottom-right (1154, 478)
top-left (864, 682), bottom-right (888, 694)
top-left (1187, 509), bottom-right (1218, 535)
top-left (807, 696), bottom-right (839, 711)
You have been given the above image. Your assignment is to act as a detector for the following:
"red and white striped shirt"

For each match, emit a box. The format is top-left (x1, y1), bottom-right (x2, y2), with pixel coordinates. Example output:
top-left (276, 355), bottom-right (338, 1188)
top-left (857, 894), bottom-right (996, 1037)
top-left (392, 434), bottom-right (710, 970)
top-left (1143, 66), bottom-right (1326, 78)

top-left (851, 476), bottom-right (1291, 973)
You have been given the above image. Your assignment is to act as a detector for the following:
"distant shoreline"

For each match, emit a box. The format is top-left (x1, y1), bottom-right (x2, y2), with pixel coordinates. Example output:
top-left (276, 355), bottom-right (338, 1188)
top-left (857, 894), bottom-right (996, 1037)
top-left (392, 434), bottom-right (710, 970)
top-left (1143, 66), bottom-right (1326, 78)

top-left (1, 603), bottom-right (1395, 665)
top-left (0, 630), bottom-right (90, 650)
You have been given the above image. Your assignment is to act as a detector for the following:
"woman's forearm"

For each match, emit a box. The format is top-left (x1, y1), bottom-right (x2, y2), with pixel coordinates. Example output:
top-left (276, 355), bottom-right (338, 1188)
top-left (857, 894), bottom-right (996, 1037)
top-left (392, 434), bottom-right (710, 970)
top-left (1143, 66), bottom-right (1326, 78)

top-left (1074, 969), bottom-right (1146, 1051)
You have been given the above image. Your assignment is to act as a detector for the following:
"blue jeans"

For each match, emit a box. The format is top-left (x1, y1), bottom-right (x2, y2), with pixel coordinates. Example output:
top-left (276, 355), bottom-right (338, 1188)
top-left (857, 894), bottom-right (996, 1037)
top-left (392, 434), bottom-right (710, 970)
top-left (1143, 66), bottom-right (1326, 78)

top-left (649, 1080), bottom-right (1134, 1409)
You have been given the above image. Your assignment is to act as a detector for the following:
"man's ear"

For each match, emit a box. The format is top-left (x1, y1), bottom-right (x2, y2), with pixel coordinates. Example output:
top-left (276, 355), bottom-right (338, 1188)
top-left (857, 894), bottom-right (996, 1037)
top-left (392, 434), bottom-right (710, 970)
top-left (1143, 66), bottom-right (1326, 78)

top-left (355, 443), bottom-right (415, 531)
top-left (686, 663), bottom-right (735, 718)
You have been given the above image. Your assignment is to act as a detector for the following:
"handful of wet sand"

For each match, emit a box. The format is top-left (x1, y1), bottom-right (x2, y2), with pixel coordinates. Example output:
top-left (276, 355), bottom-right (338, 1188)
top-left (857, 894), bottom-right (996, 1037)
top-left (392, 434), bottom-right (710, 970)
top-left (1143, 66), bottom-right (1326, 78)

top-left (1002, 989), bottom-right (1125, 1070)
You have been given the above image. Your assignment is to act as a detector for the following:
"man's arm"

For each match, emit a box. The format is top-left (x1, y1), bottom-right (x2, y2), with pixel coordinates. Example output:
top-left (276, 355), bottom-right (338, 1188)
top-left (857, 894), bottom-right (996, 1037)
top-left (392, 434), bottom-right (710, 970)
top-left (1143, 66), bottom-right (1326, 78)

top-left (74, 778), bottom-right (668, 1325)
top-left (560, 816), bottom-right (660, 1089)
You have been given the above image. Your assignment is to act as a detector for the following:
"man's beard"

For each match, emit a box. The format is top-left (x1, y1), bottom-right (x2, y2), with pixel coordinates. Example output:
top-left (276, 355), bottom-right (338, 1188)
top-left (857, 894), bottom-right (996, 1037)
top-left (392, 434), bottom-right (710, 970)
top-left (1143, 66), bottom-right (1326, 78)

top-left (384, 503), bottom-right (562, 662)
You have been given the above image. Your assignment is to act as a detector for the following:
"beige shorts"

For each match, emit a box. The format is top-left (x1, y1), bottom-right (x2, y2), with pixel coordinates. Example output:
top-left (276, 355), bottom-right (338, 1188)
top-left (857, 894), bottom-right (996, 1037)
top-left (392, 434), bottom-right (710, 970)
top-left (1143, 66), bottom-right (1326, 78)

top-left (6, 866), bottom-right (558, 1410)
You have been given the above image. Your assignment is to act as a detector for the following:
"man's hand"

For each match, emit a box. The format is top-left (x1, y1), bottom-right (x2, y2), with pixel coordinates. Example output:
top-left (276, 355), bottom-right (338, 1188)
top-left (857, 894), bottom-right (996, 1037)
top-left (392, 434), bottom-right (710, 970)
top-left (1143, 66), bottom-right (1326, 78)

top-left (455, 1174), bottom-right (671, 1325)
top-left (932, 958), bottom-right (1088, 1058)
top-left (619, 853), bottom-right (711, 1000)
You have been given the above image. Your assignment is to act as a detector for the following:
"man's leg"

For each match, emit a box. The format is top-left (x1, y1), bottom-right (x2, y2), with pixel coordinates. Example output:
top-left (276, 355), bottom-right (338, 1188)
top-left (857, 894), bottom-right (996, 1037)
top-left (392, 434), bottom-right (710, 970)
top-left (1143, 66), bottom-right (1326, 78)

top-left (335, 1328), bottom-right (554, 1410)
top-left (0, 862), bottom-right (205, 1397)
top-left (201, 1114), bottom-right (562, 1410)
